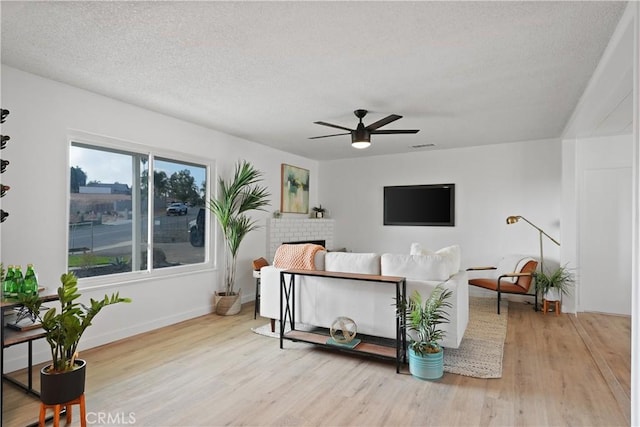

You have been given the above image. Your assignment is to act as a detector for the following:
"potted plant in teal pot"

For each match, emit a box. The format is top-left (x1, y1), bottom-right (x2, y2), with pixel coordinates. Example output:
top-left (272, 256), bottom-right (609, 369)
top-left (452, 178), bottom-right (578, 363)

top-left (19, 272), bottom-right (130, 405)
top-left (208, 160), bottom-right (270, 315)
top-left (401, 284), bottom-right (452, 380)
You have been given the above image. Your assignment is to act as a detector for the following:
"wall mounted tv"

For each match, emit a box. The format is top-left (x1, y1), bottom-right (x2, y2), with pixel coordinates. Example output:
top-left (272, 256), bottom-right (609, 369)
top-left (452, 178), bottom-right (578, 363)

top-left (383, 184), bottom-right (455, 226)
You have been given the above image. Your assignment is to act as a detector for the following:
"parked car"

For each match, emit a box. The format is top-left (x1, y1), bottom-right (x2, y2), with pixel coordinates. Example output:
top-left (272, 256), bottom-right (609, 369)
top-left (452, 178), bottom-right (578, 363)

top-left (166, 202), bottom-right (188, 216)
top-left (189, 208), bottom-right (205, 247)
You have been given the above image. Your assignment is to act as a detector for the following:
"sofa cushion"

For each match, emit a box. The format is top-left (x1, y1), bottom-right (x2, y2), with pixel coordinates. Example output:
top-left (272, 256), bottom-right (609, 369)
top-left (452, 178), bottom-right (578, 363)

top-left (324, 252), bottom-right (380, 275)
top-left (409, 243), bottom-right (461, 276)
top-left (381, 253), bottom-right (451, 281)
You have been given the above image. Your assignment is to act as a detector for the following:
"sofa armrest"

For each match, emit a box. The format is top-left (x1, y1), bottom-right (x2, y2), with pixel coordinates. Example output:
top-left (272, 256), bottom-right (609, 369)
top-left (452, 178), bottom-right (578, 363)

top-left (406, 270), bottom-right (469, 349)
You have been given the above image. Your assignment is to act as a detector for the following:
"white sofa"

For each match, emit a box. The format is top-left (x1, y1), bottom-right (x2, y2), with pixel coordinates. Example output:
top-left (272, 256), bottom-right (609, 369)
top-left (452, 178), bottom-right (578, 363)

top-left (260, 248), bottom-right (469, 349)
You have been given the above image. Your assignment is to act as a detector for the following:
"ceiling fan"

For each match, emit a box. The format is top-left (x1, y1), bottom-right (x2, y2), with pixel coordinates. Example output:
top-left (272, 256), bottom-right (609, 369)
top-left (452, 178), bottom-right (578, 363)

top-left (310, 109), bottom-right (419, 149)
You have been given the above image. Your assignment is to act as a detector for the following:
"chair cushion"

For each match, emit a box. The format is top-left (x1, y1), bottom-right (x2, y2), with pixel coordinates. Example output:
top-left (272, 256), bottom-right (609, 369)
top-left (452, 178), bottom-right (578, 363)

top-left (468, 277), bottom-right (529, 294)
top-left (381, 253), bottom-right (450, 281)
top-left (325, 252), bottom-right (380, 275)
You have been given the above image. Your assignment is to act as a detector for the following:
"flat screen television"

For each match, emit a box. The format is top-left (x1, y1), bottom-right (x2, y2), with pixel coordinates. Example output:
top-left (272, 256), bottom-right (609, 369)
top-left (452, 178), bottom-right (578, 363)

top-left (383, 184), bottom-right (455, 226)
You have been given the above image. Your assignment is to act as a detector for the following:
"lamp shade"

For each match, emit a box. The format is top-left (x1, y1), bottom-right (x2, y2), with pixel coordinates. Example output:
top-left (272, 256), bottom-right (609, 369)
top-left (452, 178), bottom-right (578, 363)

top-left (506, 215), bottom-right (520, 224)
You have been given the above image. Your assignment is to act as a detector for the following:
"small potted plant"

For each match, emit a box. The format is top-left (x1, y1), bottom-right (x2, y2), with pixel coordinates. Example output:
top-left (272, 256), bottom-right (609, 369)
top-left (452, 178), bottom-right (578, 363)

top-left (19, 272), bottom-right (131, 405)
top-left (534, 265), bottom-right (574, 302)
top-left (312, 204), bottom-right (326, 218)
top-left (399, 284), bottom-right (452, 380)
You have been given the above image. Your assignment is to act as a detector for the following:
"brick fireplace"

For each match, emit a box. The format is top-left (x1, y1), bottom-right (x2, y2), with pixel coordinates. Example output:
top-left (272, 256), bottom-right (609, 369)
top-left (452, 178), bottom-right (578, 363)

top-left (266, 218), bottom-right (335, 261)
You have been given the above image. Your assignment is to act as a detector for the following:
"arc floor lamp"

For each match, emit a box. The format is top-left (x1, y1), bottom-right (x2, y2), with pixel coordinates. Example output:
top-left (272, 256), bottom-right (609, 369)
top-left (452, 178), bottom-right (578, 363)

top-left (506, 215), bottom-right (560, 273)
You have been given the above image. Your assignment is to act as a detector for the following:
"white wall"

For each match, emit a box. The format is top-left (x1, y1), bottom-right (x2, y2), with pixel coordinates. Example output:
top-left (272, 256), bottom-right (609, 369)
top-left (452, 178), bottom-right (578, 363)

top-left (579, 135), bottom-right (633, 315)
top-left (319, 138), bottom-right (562, 276)
top-left (0, 66), bottom-right (319, 371)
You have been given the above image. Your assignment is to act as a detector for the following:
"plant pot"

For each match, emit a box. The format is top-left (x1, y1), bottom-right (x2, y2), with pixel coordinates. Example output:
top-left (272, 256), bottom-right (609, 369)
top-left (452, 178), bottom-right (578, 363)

top-left (40, 359), bottom-right (86, 405)
top-left (408, 347), bottom-right (444, 381)
top-left (214, 291), bottom-right (242, 315)
top-left (544, 288), bottom-right (561, 302)
top-left (315, 212), bottom-right (324, 218)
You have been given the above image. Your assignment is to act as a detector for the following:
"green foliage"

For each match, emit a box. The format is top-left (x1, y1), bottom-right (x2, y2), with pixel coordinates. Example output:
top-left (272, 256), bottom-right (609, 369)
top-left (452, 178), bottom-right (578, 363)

top-left (208, 161), bottom-right (271, 295)
top-left (399, 284), bottom-right (452, 355)
top-left (534, 265), bottom-right (574, 296)
top-left (79, 252), bottom-right (98, 270)
top-left (19, 272), bottom-right (131, 372)
top-left (169, 169), bottom-right (199, 204)
top-left (110, 256), bottom-right (130, 267)
top-left (68, 254), bottom-right (111, 268)
top-left (69, 166), bottom-right (87, 193)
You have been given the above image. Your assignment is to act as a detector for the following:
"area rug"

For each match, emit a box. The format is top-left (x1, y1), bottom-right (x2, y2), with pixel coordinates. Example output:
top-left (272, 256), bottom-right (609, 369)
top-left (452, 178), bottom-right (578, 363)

top-left (251, 296), bottom-right (507, 379)
top-left (443, 296), bottom-right (508, 379)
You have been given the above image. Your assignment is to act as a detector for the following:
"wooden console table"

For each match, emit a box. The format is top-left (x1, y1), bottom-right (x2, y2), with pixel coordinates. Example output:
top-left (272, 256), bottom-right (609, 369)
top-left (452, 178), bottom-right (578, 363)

top-left (2, 293), bottom-right (59, 426)
top-left (279, 269), bottom-right (407, 373)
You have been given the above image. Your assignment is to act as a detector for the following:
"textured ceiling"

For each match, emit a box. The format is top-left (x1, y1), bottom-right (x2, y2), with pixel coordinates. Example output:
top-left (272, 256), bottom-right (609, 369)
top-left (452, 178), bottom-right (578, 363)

top-left (0, 1), bottom-right (628, 161)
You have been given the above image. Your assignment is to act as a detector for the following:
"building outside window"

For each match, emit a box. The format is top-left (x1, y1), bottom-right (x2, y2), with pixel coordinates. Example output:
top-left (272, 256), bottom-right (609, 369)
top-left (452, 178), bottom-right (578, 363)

top-left (69, 141), bottom-right (208, 279)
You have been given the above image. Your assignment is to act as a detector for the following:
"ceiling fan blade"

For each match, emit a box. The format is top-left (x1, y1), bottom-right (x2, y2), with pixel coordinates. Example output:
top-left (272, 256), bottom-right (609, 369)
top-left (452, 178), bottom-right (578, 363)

top-left (366, 114), bottom-right (402, 130)
top-left (314, 121), bottom-right (353, 132)
top-left (371, 129), bottom-right (420, 134)
top-left (309, 132), bottom-right (352, 140)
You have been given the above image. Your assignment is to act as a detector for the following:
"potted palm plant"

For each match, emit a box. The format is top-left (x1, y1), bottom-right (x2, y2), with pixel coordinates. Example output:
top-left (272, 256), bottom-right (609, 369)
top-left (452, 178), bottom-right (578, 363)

top-left (534, 265), bottom-right (574, 302)
top-left (208, 160), bottom-right (270, 315)
top-left (18, 271), bottom-right (130, 405)
top-left (400, 284), bottom-right (452, 380)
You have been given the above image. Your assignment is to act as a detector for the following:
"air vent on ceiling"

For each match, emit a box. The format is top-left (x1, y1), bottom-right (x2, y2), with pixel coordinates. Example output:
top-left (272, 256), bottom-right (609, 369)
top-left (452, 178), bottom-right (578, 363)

top-left (411, 143), bottom-right (435, 149)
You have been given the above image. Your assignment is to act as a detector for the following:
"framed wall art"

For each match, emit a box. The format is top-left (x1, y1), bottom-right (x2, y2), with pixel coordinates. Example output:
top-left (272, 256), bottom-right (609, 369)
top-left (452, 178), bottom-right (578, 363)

top-left (281, 164), bottom-right (309, 214)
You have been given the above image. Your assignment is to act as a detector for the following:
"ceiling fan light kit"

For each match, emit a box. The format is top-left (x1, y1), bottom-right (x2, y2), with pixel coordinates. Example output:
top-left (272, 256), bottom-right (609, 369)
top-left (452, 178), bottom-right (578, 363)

top-left (311, 109), bottom-right (419, 149)
top-left (351, 140), bottom-right (371, 149)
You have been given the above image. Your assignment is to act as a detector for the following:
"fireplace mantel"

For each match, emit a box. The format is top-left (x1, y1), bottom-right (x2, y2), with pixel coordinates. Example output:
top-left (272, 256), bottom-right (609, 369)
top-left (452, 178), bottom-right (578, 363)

top-left (266, 218), bottom-right (335, 261)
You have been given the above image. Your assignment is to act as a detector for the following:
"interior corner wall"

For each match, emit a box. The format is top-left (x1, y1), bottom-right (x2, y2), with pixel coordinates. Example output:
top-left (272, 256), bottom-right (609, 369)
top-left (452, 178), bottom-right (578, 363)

top-left (0, 65), bottom-right (319, 372)
top-left (318, 139), bottom-right (562, 277)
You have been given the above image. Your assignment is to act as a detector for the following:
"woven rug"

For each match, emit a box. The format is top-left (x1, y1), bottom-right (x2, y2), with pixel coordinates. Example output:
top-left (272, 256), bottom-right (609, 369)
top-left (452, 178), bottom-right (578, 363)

top-left (444, 296), bottom-right (508, 379)
top-left (252, 296), bottom-right (507, 379)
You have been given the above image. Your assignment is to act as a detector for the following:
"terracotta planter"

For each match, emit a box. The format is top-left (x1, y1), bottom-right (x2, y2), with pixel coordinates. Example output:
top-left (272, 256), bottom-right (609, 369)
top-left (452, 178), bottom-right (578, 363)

top-left (40, 359), bottom-right (86, 405)
top-left (214, 291), bottom-right (242, 315)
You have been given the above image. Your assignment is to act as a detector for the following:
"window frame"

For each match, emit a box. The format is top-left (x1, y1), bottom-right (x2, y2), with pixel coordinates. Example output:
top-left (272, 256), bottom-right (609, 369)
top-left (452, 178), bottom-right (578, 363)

top-left (67, 130), bottom-right (214, 289)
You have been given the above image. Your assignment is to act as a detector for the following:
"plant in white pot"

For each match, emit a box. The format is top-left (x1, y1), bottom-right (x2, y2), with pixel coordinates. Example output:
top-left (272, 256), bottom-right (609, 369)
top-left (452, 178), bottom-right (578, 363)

top-left (18, 272), bottom-right (130, 405)
top-left (208, 160), bottom-right (270, 315)
top-left (534, 265), bottom-right (574, 302)
top-left (400, 284), bottom-right (452, 380)
top-left (312, 204), bottom-right (326, 218)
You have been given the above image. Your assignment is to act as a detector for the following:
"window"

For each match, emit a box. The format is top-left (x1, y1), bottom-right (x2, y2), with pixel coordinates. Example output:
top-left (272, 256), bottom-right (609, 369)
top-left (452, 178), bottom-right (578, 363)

top-left (69, 141), bottom-right (208, 279)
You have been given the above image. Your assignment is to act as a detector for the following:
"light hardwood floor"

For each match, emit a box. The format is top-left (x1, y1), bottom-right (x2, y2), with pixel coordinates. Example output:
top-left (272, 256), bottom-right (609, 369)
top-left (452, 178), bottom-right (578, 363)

top-left (3, 301), bottom-right (630, 427)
